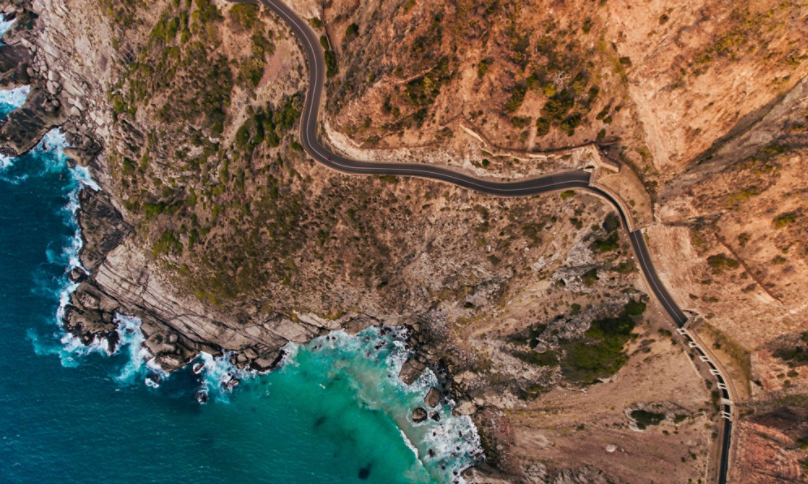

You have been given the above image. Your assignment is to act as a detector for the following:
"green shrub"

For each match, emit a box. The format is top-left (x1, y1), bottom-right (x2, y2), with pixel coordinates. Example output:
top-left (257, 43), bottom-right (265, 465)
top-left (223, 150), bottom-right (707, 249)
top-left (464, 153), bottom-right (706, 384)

top-left (592, 232), bottom-right (619, 252)
top-left (522, 222), bottom-right (545, 245)
top-left (377, 175), bottom-right (399, 184)
top-left (773, 212), bottom-right (798, 228)
top-left (252, 31), bottom-right (275, 57)
top-left (477, 58), bottom-right (493, 78)
top-left (560, 190), bottom-right (576, 200)
top-left (153, 230), bottom-right (183, 257)
top-left (324, 49), bottom-right (338, 77)
top-left (625, 299), bottom-right (646, 316)
top-left (632, 410), bottom-right (665, 429)
top-left (514, 349), bottom-right (558, 366)
top-left (166, 17), bottom-right (180, 41)
top-left (237, 56), bottom-right (266, 88)
top-left (345, 23), bottom-right (359, 40)
top-left (582, 268), bottom-right (599, 287)
top-left (706, 253), bottom-right (739, 273)
top-left (561, 315), bottom-right (635, 382)
top-left (194, 0), bottom-right (222, 24)
top-left (229, 4), bottom-right (259, 31)
top-left (559, 111), bottom-right (582, 136)
top-left (505, 84), bottom-right (527, 112)
top-left (511, 116), bottom-right (531, 128)
top-left (582, 17), bottom-right (593, 34)
top-left (536, 117), bottom-right (550, 136)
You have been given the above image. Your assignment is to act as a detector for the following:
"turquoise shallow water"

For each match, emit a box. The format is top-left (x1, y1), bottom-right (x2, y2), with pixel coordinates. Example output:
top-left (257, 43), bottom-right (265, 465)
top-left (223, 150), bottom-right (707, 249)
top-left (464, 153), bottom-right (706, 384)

top-left (0, 86), bottom-right (480, 482)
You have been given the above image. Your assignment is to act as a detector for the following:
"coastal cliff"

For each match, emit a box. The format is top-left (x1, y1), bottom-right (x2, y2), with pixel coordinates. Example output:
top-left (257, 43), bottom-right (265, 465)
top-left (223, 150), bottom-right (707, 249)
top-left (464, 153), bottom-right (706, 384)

top-left (4, 0), bottom-right (808, 481)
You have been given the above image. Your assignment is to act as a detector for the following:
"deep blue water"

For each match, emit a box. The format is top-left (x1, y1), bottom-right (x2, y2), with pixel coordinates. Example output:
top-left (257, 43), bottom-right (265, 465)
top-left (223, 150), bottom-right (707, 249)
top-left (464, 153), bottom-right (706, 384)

top-left (0, 89), bottom-right (479, 481)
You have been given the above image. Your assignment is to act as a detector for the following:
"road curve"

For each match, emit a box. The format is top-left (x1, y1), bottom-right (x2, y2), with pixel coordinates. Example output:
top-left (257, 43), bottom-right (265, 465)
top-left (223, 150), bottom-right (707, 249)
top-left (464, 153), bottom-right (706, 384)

top-left (250, 0), bottom-right (732, 480)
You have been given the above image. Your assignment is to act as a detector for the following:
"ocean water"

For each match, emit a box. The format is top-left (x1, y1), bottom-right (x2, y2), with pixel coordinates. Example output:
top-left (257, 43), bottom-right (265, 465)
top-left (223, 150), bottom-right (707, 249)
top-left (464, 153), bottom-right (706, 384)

top-left (0, 87), bottom-right (480, 481)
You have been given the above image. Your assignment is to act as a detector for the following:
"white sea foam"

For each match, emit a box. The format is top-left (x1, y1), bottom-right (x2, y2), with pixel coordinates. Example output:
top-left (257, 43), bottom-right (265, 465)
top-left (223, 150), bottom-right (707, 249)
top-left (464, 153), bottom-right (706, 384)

top-left (113, 314), bottom-right (167, 386)
top-left (0, 84), bottom-right (29, 108)
top-left (0, 14), bottom-right (16, 38)
top-left (285, 325), bottom-right (483, 483)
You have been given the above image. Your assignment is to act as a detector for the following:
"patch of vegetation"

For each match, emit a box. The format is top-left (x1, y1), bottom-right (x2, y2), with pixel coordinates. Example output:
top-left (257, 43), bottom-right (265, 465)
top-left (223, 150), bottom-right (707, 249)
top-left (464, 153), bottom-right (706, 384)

top-left (581, 268), bottom-right (599, 287)
top-left (592, 232), bottom-right (619, 253)
top-left (535, 117), bottom-right (550, 136)
top-left (561, 314), bottom-right (636, 383)
top-left (560, 190), bottom-right (576, 200)
top-left (229, 3), bottom-right (259, 31)
top-left (522, 222), bottom-right (545, 245)
top-left (603, 213), bottom-right (620, 232)
top-left (324, 49), bottom-right (338, 78)
top-left (773, 211), bottom-right (798, 229)
top-left (477, 58), bottom-right (493, 78)
top-left (505, 84), bottom-right (527, 112)
top-left (511, 116), bottom-right (531, 128)
top-left (773, 332), bottom-right (808, 363)
top-left (405, 57), bottom-right (451, 125)
top-left (625, 299), bottom-right (646, 316)
top-left (700, 322), bottom-right (752, 388)
top-left (237, 55), bottom-right (266, 88)
top-left (510, 323), bottom-right (548, 348)
top-left (632, 410), bottom-right (665, 430)
top-left (581, 17), bottom-right (593, 34)
top-left (514, 349), bottom-right (559, 367)
top-left (345, 22), bottom-right (359, 41)
top-left (153, 230), bottom-right (183, 257)
top-left (706, 253), bottom-right (739, 273)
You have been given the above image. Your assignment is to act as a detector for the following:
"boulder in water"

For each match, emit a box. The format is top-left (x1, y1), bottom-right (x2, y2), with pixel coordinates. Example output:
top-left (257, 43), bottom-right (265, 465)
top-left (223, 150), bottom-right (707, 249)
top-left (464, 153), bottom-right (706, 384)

top-left (398, 358), bottom-right (426, 385)
top-left (67, 266), bottom-right (87, 283)
top-left (412, 407), bottom-right (428, 422)
top-left (425, 387), bottom-right (441, 408)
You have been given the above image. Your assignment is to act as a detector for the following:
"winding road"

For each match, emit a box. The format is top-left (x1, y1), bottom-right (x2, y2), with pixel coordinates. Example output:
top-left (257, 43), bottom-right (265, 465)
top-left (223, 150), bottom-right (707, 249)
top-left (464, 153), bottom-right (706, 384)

top-left (249, 0), bottom-right (733, 481)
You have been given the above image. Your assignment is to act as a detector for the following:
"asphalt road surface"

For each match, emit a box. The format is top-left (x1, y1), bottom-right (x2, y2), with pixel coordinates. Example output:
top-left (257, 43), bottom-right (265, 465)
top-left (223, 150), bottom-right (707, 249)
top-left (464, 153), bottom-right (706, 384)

top-left (248, 0), bottom-right (733, 480)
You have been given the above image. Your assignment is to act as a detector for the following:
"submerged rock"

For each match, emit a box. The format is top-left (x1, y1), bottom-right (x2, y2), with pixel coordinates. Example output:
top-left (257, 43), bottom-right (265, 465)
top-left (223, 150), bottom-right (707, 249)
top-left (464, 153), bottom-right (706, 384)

top-left (194, 390), bottom-right (208, 404)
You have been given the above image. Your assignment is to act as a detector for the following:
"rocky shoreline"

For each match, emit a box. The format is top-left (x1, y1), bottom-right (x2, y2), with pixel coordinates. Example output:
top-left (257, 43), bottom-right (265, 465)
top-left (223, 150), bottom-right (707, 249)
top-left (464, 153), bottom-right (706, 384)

top-left (0, 0), bottom-right (724, 482)
top-left (0, 3), bottom-right (558, 478)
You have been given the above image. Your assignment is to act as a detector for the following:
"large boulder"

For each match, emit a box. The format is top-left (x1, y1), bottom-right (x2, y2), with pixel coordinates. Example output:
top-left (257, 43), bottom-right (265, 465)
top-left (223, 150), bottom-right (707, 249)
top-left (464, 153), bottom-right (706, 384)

top-left (77, 190), bottom-right (133, 271)
top-left (412, 407), bottom-right (428, 423)
top-left (425, 387), bottom-right (441, 408)
top-left (398, 358), bottom-right (426, 385)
